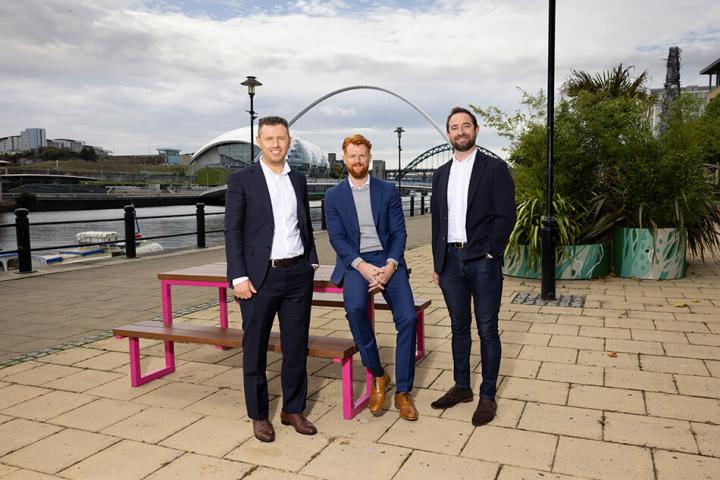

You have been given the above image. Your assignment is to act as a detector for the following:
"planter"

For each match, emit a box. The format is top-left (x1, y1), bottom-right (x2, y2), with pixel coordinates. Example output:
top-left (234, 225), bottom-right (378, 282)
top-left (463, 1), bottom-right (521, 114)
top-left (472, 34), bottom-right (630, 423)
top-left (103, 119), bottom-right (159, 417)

top-left (612, 227), bottom-right (686, 279)
top-left (503, 243), bottom-right (610, 280)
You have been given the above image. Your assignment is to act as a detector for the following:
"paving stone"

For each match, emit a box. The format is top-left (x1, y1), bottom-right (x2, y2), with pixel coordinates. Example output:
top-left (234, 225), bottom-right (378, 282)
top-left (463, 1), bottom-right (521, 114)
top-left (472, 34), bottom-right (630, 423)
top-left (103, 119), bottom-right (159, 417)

top-left (300, 437), bottom-right (410, 480)
top-left (2, 364), bottom-right (83, 387)
top-left (497, 358), bottom-right (541, 379)
top-left (313, 404), bottom-right (399, 441)
top-left (576, 349), bottom-right (639, 369)
top-left (379, 415), bottom-right (474, 455)
top-left (528, 324), bottom-right (579, 336)
top-left (706, 360), bottom-right (720, 377)
top-left (183, 388), bottom-right (247, 419)
top-left (38, 348), bottom-right (103, 366)
top-left (73, 352), bottom-right (129, 370)
top-left (394, 450), bottom-right (498, 480)
top-left (49, 397), bottom-right (147, 431)
top-left (160, 415), bottom-right (252, 456)
top-left (675, 374), bottom-right (720, 398)
top-left (144, 453), bottom-right (252, 480)
top-left (1, 391), bottom-right (95, 421)
top-left (84, 376), bottom-right (169, 401)
top-left (686, 333), bottom-right (720, 346)
top-left (0, 470), bottom-right (58, 479)
top-left (0, 418), bottom-right (63, 457)
top-left (1, 429), bottom-right (117, 474)
top-left (553, 436), bottom-right (653, 480)
top-left (42, 369), bottom-right (123, 393)
top-left (132, 381), bottom-right (218, 409)
top-left (59, 439), bottom-right (181, 480)
top-left (604, 412), bottom-right (697, 453)
top-left (654, 321), bottom-right (709, 333)
top-left (691, 422), bottom-right (720, 457)
top-left (227, 429), bottom-right (331, 472)
top-left (499, 320), bottom-right (532, 332)
top-left (497, 466), bottom-right (593, 480)
top-left (605, 368), bottom-right (676, 393)
top-left (441, 397), bottom-right (525, 428)
top-left (654, 450), bottom-right (720, 480)
top-left (646, 392), bottom-right (720, 423)
top-left (631, 329), bottom-right (689, 344)
top-left (498, 377), bottom-right (569, 405)
top-left (201, 367), bottom-right (246, 390)
top-left (461, 425), bottom-right (556, 471)
top-left (604, 339), bottom-right (664, 355)
top-left (0, 464), bottom-right (17, 477)
top-left (243, 467), bottom-right (317, 479)
top-left (501, 332), bottom-right (550, 347)
top-left (640, 355), bottom-right (709, 375)
top-left (605, 317), bottom-right (654, 329)
top-left (579, 326), bottom-right (631, 339)
top-left (427, 369), bottom-right (481, 393)
top-left (518, 402), bottom-right (602, 439)
top-left (101, 406), bottom-right (201, 443)
top-left (0, 361), bottom-right (44, 379)
top-left (549, 335), bottom-right (604, 351)
top-left (567, 385), bottom-right (645, 414)
top-left (0, 384), bottom-right (49, 411)
top-left (518, 345), bottom-right (577, 364)
top-left (537, 362), bottom-right (603, 386)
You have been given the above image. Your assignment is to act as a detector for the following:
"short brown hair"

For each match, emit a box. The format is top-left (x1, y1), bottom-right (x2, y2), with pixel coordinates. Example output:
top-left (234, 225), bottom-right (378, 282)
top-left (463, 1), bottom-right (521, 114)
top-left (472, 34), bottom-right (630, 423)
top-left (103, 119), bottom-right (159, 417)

top-left (342, 134), bottom-right (372, 153)
top-left (446, 107), bottom-right (478, 132)
top-left (257, 116), bottom-right (289, 136)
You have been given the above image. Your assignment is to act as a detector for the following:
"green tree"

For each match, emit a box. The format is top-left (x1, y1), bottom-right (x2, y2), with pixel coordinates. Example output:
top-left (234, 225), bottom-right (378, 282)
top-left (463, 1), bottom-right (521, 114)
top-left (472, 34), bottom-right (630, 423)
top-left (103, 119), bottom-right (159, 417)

top-left (80, 146), bottom-right (97, 162)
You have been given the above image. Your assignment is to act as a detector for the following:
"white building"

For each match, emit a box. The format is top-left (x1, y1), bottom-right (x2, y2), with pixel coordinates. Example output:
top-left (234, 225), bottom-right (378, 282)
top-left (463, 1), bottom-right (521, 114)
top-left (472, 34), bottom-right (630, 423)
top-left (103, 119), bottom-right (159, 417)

top-left (20, 128), bottom-right (46, 151)
top-left (48, 138), bottom-right (85, 153)
top-left (0, 135), bottom-right (21, 153)
top-left (649, 85), bottom-right (711, 132)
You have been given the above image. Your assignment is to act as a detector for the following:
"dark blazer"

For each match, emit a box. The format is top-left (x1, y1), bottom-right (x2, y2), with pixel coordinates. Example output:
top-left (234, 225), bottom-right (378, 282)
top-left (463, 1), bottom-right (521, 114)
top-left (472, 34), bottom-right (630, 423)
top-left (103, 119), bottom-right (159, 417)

top-left (431, 149), bottom-right (516, 275)
top-left (325, 176), bottom-right (407, 286)
top-left (224, 161), bottom-right (318, 289)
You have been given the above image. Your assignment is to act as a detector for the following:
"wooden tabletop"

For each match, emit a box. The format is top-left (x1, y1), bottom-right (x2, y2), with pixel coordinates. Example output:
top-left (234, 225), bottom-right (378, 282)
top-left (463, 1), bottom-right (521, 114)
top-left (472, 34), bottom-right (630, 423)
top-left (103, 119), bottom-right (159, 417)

top-left (158, 262), bottom-right (337, 288)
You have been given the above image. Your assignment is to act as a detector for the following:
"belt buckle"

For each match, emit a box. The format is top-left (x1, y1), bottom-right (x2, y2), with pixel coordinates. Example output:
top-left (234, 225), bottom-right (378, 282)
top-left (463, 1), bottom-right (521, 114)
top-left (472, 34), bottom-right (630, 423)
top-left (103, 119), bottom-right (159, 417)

top-left (271, 259), bottom-right (279, 268)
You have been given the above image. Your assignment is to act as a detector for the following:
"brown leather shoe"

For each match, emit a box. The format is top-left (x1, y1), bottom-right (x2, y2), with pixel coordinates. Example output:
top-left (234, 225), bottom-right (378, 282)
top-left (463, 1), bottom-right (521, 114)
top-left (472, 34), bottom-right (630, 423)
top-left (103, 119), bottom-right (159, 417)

top-left (280, 411), bottom-right (317, 435)
top-left (471, 397), bottom-right (497, 426)
top-left (430, 386), bottom-right (474, 409)
top-left (394, 392), bottom-right (418, 421)
top-left (252, 419), bottom-right (275, 442)
top-left (368, 371), bottom-right (391, 415)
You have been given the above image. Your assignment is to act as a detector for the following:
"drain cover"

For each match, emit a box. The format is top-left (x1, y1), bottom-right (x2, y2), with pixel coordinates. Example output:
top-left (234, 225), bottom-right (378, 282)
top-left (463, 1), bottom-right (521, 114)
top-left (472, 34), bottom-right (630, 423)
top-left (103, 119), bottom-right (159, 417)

top-left (512, 292), bottom-right (585, 308)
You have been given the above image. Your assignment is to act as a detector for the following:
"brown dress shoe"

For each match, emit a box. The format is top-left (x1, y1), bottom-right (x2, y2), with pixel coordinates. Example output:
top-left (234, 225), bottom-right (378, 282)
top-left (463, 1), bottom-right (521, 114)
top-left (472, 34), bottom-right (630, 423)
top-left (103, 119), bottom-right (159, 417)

top-left (430, 386), bottom-right (474, 409)
top-left (394, 392), bottom-right (418, 421)
top-left (368, 371), bottom-right (391, 415)
top-left (471, 397), bottom-right (497, 426)
top-left (280, 411), bottom-right (317, 435)
top-left (252, 419), bottom-right (275, 442)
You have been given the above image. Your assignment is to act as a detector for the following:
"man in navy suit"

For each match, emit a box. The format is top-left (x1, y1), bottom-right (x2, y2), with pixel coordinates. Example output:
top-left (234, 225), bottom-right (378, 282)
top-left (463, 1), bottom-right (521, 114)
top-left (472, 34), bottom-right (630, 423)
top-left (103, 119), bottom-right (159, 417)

top-left (324, 134), bottom-right (418, 421)
top-left (225, 116), bottom-right (319, 442)
top-left (430, 107), bottom-right (516, 426)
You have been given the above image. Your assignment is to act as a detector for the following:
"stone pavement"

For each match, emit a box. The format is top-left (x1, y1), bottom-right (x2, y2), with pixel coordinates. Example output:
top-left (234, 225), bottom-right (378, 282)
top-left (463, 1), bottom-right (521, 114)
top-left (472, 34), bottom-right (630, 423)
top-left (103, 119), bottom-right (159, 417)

top-left (1, 223), bottom-right (719, 478)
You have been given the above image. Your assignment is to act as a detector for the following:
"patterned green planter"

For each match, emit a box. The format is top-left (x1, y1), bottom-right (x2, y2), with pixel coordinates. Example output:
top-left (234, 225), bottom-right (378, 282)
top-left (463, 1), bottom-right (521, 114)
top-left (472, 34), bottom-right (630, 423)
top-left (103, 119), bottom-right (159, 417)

top-left (503, 243), bottom-right (610, 280)
top-left (612, 227), bottom-right (686, 279)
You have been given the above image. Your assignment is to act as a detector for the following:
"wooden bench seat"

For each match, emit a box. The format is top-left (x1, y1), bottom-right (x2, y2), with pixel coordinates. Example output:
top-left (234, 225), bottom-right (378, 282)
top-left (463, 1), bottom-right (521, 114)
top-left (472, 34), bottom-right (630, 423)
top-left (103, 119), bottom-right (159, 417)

top-left (113, 320), bottom-right (370, 420)
top-left (312, 291), bottom-right (430, 361)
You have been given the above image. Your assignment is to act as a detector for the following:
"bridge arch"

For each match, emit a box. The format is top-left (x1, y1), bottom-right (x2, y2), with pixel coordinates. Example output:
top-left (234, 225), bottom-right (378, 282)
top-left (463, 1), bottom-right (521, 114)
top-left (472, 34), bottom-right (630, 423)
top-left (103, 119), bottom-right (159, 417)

top-left (289, 85), bottom-right (448, 143)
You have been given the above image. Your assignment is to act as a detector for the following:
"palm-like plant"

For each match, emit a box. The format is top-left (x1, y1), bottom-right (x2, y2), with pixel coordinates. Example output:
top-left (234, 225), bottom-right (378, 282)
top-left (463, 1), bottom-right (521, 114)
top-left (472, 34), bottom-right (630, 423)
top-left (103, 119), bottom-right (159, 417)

top-left (562, 64), bottom-right (651, 100)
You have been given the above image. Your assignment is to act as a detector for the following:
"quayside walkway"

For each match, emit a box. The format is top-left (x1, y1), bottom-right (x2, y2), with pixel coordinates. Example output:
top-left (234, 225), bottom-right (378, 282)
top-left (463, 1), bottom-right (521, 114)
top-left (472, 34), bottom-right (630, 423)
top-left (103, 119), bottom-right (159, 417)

top-left (0, 213), bottom-right (719, 479)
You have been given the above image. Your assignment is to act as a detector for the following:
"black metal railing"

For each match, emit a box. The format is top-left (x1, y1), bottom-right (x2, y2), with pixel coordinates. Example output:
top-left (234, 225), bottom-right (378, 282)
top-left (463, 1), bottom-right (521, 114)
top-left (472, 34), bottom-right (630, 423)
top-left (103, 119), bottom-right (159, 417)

top-left (1, 193), bottom-right (431, 274)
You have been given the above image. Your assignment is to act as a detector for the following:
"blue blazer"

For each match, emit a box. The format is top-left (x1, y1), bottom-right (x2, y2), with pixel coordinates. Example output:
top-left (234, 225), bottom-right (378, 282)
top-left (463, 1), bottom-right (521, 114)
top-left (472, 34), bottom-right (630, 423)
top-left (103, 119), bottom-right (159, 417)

top-left (431, 149), bottom-right (516, 275)
top-left (224, 161), bottom-right (318, 289)
top-left (324, 176), bottom-right (407, 286)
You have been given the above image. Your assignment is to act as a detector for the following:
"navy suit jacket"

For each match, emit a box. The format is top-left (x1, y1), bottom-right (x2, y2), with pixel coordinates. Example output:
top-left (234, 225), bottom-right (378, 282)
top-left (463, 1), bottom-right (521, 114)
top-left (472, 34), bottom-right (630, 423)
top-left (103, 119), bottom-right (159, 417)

top-left (324, 176), bottom-right (407, 286)
top-left (431, 149), bottom-right (516, 275)
top-left (224, 161), bottom-right (318, 289)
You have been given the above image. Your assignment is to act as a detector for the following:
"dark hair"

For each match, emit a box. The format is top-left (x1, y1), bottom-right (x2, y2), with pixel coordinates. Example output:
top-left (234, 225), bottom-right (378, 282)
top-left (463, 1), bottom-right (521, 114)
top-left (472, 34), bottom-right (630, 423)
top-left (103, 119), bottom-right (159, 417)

top-left (342, 134), bottom-right (372, 153)
top-left (445, 107), bottom-right (478, 132)
top-left (257, 116), bottom-right (289, 135)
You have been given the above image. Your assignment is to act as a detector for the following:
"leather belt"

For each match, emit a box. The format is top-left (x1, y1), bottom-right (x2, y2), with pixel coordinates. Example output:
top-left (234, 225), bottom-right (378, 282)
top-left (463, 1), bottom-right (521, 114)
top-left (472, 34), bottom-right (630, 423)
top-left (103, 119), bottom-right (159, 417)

top-left (448, 242), bottom-right (466, 249)
top-left (270, 255), bottom-right (304, 268)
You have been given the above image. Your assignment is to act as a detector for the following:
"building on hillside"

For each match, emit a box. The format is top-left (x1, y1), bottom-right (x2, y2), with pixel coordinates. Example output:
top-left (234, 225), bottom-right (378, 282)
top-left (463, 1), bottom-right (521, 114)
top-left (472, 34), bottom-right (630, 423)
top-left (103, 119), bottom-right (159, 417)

top-left (0, 135), bottom-right (21, 153)
top-left (700, 57), bottom-right (720, 101)
top-left (47, 138), bottom-right (85, 153)
top-left (157, 148), bottom-right (181, 165)
top-left (20, 128), bottom-right (46, 151)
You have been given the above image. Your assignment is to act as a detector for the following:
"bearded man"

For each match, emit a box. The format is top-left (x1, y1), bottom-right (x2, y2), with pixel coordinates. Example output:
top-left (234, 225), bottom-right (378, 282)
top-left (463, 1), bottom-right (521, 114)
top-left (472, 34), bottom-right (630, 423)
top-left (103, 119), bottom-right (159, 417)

top-left (324, 133), bottom-right (419, 421)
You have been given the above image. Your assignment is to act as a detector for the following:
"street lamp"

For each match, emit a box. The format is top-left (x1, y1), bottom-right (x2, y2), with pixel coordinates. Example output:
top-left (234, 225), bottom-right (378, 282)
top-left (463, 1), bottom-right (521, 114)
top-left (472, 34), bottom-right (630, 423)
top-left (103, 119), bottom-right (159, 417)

top-left (541, 0), bottom-right (557, 300)
top-left (241, 75), bottom-right (262, 163)
top-left (394, 127), bottom-right (404, 194)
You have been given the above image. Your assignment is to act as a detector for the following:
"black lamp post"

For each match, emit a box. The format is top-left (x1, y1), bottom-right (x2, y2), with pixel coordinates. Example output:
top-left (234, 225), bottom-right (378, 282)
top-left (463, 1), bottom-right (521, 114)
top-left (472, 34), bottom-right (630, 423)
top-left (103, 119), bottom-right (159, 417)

top-left (541, 0), bottom-right (557, 300)
top-left (241, 75), bottom-right (262, 162)
top-left (394, 127), bottom-right (404, 194)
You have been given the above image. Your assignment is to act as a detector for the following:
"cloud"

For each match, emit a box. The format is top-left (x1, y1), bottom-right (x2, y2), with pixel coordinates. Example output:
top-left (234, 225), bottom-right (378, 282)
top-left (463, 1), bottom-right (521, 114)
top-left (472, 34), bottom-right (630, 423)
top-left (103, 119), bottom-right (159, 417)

top-left (0, 0), bottom-right (718, 160)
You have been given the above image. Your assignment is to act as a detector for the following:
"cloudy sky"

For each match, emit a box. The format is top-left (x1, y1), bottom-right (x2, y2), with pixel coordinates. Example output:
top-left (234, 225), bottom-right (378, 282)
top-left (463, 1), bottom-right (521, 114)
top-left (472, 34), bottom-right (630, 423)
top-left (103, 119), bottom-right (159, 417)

top-left (1, 0), bottom-right (718, 163)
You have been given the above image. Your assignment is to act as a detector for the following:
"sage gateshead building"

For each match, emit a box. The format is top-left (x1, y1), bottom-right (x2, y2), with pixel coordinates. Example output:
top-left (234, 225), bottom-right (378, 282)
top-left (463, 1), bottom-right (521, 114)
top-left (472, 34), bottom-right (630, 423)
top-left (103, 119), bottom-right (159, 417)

top-left (189, 126), bottom-right (329, 176)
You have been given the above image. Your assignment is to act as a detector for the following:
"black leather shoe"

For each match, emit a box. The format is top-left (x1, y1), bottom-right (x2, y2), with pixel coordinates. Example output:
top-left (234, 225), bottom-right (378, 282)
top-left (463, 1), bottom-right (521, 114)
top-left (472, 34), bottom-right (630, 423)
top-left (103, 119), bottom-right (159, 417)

top-left (252, 419), bottom-right (275, 442)
top-left (472, 397), bottom-right (497, 426)
top-left (280, 411), bottom-right (317, 435)
top-left (430, 386), bottom-right (474, 409)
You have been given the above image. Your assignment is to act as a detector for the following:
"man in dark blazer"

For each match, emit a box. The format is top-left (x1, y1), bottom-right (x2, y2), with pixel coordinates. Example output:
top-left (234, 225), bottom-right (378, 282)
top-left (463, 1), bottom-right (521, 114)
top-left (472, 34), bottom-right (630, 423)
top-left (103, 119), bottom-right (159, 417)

top-left (324, 134), bottom-right (418, 421)
top-left (430, 107), bottom-right (516, 426)
top-left (225, 116), bottom-right (319, 442)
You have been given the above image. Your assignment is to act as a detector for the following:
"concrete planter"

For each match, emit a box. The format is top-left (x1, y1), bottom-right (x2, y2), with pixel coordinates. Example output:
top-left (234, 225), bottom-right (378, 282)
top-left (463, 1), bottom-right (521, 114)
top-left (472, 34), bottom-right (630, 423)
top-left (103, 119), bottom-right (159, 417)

top-left (612, 227), bottom-right (686, 279)
top-left (503, 243), bottom-right (610, 280)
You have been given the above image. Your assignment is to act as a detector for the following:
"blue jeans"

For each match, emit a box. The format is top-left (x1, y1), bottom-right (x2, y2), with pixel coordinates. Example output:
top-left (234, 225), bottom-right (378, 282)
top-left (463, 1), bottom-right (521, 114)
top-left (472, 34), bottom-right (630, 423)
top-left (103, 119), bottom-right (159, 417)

top-left (439, 246), bottom-right (503, 399)
top-left (342, 250), bottom-right (417, 392)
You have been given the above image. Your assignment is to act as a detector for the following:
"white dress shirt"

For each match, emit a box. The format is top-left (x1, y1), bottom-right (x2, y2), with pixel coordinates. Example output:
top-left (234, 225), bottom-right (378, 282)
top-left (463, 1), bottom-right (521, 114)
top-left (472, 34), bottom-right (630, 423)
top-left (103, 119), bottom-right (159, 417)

top-left (232, 159), bottom-right (304, 287)
top-left (446, 148), bottom-right (477, 243)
